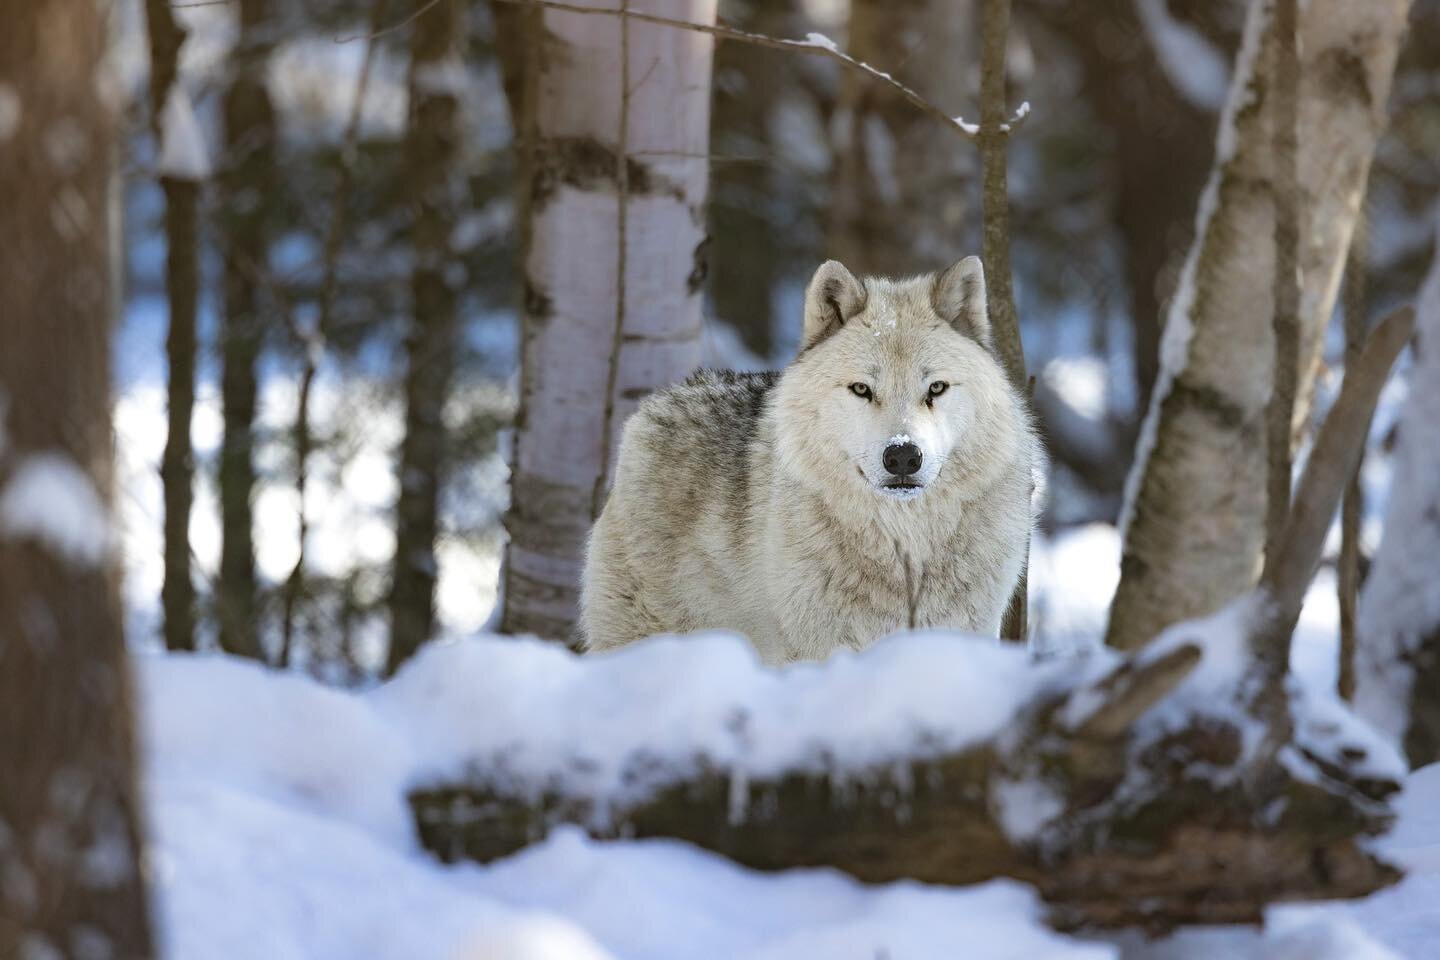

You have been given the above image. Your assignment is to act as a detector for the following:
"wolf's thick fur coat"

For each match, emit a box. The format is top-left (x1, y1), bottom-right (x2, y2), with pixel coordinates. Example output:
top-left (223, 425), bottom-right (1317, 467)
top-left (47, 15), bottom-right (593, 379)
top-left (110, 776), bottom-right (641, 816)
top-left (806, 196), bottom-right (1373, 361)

top-left (581, 258), bottom-right (1043, 664)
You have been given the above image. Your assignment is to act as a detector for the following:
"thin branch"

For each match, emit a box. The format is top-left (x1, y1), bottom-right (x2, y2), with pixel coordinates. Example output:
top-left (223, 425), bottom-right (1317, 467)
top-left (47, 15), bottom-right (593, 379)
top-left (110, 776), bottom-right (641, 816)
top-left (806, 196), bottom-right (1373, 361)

top-left (1338, 202), bottom-right (1369, 702)
top-left (592, 0), bottom-right (633, 521)
top-left (489, 0), bottom-right (1029, 143)
top-left (337, 0), bottom-right (442, 43)
top-left (280, 0), bottom-right (392, 668)
top-left (1255, 304), bottom-right (1416, 668)
top-left (1069, 642), bottom-right (1203, 739)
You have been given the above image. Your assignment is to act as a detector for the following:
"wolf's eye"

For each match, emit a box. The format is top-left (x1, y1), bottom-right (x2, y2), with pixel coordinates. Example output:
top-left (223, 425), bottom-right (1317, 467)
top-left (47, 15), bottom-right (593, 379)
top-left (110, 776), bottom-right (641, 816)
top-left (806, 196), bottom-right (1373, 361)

top-left (928, 381), bottom-right (949, 398)
top-left (849, 382), bottom-right (873, 400)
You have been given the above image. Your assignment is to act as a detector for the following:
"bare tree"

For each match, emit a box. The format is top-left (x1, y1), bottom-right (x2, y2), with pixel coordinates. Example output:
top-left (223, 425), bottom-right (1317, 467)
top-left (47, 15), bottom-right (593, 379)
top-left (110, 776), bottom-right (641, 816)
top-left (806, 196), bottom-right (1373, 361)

top-left (1356, 231), bottom-right (1440, 767)
top-left (0, 0), bottom-right (155, 951)
top-left (1106, 0), bottom-right (1411, 651)
top-left (500, 0), bottom-right (718, 641)
top-left (218, 0), bottom-right (278, 660)
top-left (388, 0), bottom-right (465, 672)
top-left (829, 0), bottom-right (974, 277)
top-left (144, 0), bottom-right (204, 653)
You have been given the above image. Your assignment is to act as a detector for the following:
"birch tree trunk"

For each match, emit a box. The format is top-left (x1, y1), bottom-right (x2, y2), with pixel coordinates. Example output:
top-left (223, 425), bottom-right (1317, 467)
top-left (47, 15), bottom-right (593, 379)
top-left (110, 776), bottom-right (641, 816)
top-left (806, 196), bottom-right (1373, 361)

top-left (829, 0), bottom-right (973, 277)
top-left (1106, 0), bottom-right (1411, 652)
top-left (388, 0), bottom-right (464, 673)
top-left (0, 0), bottom-right (155, 950)
top-left (501, 0), bottom-right (717, 642)
top-left (1355, 231), bottom-right (1440, 767)
top-left (217, 0), bottom-right (276, 660)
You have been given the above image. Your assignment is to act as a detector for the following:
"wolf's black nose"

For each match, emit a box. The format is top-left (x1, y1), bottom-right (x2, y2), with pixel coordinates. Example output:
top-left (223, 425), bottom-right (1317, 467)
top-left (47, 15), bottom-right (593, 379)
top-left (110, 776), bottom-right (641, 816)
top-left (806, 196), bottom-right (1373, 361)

top-left (883, 441), bottom-right (923, 477)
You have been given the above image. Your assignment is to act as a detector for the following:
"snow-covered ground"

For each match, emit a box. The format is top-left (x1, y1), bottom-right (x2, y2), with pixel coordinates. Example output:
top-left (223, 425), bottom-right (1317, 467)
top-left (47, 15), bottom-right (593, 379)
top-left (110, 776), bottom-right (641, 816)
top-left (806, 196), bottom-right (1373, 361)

top-left (137, 626), bottom-right (1440, 960)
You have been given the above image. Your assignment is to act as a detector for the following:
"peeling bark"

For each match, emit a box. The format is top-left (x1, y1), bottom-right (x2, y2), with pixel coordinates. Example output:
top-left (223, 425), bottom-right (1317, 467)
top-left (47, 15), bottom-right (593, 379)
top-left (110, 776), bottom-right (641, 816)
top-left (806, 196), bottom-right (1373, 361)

top-left (501, 0), bottom-right (717, 642)
top-left (1107, 0), bottom-right (1412, 652)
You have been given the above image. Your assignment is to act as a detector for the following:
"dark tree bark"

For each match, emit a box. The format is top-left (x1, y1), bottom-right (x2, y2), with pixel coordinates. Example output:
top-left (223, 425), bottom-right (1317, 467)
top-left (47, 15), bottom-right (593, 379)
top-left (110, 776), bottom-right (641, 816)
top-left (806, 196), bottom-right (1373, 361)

top-left (1338, 203), bottom-right (1369, 702)
top-left (387, 0), bottom-right (465, 673)
top-left (0, 0), bottom-right (156, 952)
top-left (144, 0), bottom-right (201, 653)
top-left (708, 0), bottom-right (796, 359)
top-left (1027, 0), bottom-right (1217, 418)
top-left (828, 0), bottom-right (974, 280)
top-left (218, 0), bottom-right (277, 660)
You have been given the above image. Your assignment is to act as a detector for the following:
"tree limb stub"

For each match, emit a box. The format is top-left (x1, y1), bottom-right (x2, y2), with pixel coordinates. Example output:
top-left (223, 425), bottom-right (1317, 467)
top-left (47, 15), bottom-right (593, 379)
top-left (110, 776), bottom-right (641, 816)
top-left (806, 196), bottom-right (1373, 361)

top-left (489, 0), bottom-right (1029, 144)
top-left (1256, 304), bottom-right (1416, 667)
top-left (409, 638), bottom-right (1400, 932)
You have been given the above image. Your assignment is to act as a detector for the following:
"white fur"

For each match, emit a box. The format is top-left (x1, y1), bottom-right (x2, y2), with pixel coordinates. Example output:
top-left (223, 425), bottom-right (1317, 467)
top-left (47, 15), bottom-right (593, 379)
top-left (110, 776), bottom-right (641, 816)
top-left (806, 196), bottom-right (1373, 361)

top-left (581, 259), bottom-right (1044, 664)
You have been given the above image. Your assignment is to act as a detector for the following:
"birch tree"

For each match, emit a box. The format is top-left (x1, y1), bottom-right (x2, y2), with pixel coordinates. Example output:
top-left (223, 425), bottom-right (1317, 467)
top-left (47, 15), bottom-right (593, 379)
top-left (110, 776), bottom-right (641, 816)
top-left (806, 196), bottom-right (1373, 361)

top-left (1356, 230), bottom-right (1440, 767)
top-left (218, 0), bottom-right (277, 660)
top-left (829, 0), bottom-right (974, 277)
top-left (0, 0), bottom-right (155, 950)
top-left (388, 0), bottom-right (465, 672)
top-left (500, 0), bottom-right (717, 642)
top-left (1107, 0), bottom-right (1412, 651)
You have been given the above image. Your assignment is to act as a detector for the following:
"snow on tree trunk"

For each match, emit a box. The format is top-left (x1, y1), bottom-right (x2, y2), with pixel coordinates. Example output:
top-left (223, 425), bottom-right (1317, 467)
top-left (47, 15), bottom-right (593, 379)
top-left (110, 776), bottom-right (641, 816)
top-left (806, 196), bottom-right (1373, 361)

top-left (1106, 0), bottom-right (1411, 652)
top-left (388, 0), bottom-right (464, 673)
top-left (0, 0), bottom-right (156, 952)
top-left (1355, 228), bottom-right (1440, 767)
top-left (829, 0), bottom-right (973, 278)
top-left (501, 0), bottom-right (716, 642)
top-left (217, 0), bottom-right (276, 661)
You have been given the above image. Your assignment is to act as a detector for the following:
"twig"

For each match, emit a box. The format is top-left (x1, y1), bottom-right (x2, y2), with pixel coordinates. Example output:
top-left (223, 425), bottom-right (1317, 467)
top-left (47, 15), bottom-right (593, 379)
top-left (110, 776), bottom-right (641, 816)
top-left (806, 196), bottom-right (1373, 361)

top-left (591, 0), bottom-right (633, 521)
top-left (280, 0), bottom-right (392, 668)
top-left (337, 0), bottom-right (442, 43)
top-left (1264, 0), bottom-right (1302, 578)
top-left (488, 0), bottom-right (1029, 143)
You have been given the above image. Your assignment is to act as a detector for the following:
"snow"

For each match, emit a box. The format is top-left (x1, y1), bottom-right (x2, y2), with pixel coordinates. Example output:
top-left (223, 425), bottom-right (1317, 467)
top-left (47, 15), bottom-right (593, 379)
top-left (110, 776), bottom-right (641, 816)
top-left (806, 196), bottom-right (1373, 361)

top-left (158, 84), bottom-right (211, 181)
top-left (801, 32), bottom-right (840, 54)
top-left (0, 451), bottom-right (112, 566)
top-left (139, 645), bottom-right (1114, 960)
top-left (376, 631), bottom-right (1069, 810)
top-left (1134, 0), bottom-right (1230, 111)
top-left (1354, 218), bottom-right (1440, 743)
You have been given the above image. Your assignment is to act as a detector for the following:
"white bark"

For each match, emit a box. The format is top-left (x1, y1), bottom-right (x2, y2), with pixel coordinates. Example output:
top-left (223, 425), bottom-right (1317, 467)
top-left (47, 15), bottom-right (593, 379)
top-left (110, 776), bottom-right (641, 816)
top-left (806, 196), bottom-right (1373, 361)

top-left (1355, 221), bottom-right (1440, 765)
top-left (1107, 0), bottom-right (1411, 651)
top-left (502, 0), bottom-right (716, 641)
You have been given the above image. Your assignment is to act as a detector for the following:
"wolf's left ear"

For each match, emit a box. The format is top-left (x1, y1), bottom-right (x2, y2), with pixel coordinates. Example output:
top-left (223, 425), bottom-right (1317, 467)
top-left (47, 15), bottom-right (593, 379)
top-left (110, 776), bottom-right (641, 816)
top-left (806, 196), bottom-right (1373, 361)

top-left (932, 256), bottom-right (992, 348)
top-left (801, 260), bottom-right (867, 352)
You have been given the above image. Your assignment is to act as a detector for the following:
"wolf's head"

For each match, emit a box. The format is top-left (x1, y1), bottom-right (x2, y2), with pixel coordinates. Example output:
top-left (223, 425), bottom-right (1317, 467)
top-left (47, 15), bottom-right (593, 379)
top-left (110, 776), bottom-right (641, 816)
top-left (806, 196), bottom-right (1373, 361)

top-left (774, 257), bottom-right (1023, 506)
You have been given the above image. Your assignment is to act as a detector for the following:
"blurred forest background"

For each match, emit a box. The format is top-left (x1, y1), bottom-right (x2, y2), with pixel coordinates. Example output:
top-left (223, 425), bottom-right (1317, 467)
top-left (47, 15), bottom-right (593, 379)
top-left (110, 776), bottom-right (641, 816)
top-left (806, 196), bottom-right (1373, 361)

top-left (110, 0), bottom-right (1440, 680)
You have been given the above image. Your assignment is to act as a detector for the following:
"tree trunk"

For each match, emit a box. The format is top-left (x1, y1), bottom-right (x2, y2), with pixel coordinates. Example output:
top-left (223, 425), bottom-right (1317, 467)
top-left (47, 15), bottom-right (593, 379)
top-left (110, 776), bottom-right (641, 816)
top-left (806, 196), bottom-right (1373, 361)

top-left (217, 0), bottom-right (277, 661)
top-left (387, 0), bottom-right (464, 673)
top-left (501, 0), bottom-right (717, 642)
top-left (707, 0), bottom-right (797, 359)
top-left (828, 0), bottom-right (973, 277)
top-left (144, 0), bottom-right (202, 653)
top-left (0, 0), bottom-right (156, 951)
top-left (1355, 230), bottom-right (1440, 767)
top-left (1106, 0), bottom-right (1411, 652)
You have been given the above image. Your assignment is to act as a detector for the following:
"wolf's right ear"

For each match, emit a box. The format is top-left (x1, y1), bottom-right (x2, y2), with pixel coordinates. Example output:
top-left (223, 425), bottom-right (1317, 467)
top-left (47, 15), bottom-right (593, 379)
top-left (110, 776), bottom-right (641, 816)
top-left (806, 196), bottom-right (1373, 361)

top-left (933, 256), bottom-right (992, 348)
top-left (801, 260), bottom-right (866, 353)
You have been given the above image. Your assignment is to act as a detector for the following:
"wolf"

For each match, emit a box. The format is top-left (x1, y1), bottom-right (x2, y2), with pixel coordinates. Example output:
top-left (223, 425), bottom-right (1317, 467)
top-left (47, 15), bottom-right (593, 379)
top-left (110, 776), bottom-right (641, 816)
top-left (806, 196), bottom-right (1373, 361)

top-left (580, 257), bottom-right (1044, 664)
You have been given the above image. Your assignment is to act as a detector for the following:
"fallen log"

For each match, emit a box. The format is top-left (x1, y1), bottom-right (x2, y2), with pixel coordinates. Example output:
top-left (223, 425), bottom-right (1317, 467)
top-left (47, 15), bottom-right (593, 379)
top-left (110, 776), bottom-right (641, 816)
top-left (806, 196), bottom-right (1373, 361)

top-left (406, 630), bottom-right (1402, 932)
